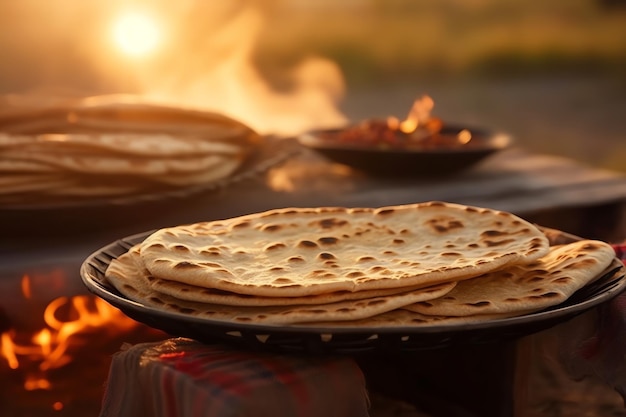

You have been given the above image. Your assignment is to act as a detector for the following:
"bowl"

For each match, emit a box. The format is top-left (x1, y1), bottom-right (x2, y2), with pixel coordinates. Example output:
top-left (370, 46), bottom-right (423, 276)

top-left (298, 124), bottom-right (512, 177)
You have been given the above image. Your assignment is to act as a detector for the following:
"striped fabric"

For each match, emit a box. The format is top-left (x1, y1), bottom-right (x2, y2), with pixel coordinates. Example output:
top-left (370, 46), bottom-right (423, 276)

top-left (557, 242), bottom-right (626, 402)
top-left (99, 338), bottom-right (369, 417)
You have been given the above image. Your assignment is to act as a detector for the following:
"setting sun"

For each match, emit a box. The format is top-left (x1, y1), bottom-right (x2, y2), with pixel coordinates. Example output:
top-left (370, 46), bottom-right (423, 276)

top-left (112, 11), bottom-right (161, 57)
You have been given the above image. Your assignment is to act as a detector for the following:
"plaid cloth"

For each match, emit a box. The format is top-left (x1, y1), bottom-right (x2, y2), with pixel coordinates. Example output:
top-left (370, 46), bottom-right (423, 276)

top-left (558, 242), bottom-right (626, 404)
top-left (99, 338), bottom-right (369, 417)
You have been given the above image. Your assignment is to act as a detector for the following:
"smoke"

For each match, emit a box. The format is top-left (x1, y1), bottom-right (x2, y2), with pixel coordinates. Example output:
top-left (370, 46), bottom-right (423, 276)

top-left (0, 0), bottom-right (348, 136)
top-left (130, 3), bottom-right (348, 136)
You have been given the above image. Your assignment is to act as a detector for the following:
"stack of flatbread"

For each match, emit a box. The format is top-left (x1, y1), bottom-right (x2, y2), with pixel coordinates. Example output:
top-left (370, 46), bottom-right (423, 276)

top-left (103, 201), bottom-right (618, 327)
top-left (0, 95), bottom-right (260, 207)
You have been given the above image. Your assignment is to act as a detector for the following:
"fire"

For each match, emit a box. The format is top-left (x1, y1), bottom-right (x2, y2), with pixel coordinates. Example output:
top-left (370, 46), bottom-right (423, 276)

top-left (400, 95), bottom-right (435, 134)
top-left (0, 274), bottom-right (139, 391)
top-left (386, 95), bottom-right (436, 135)
top-left (386, 95), bottom-right (471, 146)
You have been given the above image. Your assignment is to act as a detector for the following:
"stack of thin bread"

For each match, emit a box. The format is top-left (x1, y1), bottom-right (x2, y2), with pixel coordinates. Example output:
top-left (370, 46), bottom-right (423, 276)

top-left (104, 201), bottom-right (618, 327)
top-left (0, 95), bottom-right (260, 207)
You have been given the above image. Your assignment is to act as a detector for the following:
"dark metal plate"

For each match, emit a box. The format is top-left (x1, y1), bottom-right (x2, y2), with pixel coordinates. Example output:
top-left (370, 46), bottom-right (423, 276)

top-left (298, 125), bottom-right (512, 177)
top-left (80, 228), bottom-right (626, 354)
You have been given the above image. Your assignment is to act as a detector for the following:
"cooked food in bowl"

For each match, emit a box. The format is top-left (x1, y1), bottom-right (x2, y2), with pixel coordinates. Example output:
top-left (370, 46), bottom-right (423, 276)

top-left (309, 120), bottom-right (504, 151)
top-left (298, 95), bottom-right (512, 176)
top-left (298, 125), bottom-right (511, 177)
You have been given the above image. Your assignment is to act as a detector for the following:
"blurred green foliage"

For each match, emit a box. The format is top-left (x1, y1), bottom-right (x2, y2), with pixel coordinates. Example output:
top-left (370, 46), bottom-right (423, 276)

top-left (256, 0), bottom-right (626, 85)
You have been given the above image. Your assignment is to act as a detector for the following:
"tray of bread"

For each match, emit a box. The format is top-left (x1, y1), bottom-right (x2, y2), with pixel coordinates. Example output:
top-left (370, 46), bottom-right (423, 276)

top-left (0, 94), bottom-right (295, 210)
top-left (80, 201), bottom-right (626, 353)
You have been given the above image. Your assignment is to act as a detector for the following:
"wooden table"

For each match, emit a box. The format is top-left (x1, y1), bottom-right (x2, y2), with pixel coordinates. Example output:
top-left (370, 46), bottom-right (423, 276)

top-left (6, 139), bottom-right (626, 251)
top-left (249, 144), bottom-right (626, 242)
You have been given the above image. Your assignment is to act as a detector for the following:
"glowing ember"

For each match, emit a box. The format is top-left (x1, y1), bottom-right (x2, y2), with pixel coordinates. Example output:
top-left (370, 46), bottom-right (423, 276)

top-left (457, 129), bottom-right (472, 144)
top-left (24, 375), bottom-right (51, 390)
top-left (0, 279), bottom-right (139, 391)
top-left (21, 274), bottom-right (32, 299)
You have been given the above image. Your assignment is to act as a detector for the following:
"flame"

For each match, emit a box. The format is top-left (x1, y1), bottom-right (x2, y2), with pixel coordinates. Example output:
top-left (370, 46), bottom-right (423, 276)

top-left (385, 94), bottom-right (441, 137)
top-left (1, 332), bottom-right (19, 369)
top-left (397, 95), bottom-right (435, 134)
top-left (0, 278), bottom-right (139, 391)
top-left (383, 95), bottom-right (472, 146)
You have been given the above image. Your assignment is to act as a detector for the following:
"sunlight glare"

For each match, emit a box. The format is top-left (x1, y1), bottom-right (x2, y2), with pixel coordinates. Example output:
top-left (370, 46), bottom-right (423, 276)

top-left (112, 11), bottom-right (161, 57)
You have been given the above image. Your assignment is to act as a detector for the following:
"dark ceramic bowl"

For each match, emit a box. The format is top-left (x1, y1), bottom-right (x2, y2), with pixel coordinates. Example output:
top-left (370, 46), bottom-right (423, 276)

top-left (298, 125), bottom-right (512, 177)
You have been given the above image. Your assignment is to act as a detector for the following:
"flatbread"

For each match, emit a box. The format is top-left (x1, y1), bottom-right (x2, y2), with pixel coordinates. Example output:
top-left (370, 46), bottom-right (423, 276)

top-left (0, 157), bottom-right (58, 173)
top-left (145, 157), bottom-right (242, 186)
top-left (0, 95), bottom-right (259, 147)
top-left (117, 244), bottom-right (457, 306)
top-left (0, 150), bottom-right (233, 176)
top-left (105, 245), bottom-right (457, 325)
top-left (403, 240), bottom-right (616, 317)
top-left (0, 173), bottom-right (72, 194)
top-left (150, 275), bottom-right (450, 307)
top-left (0, 133), bottom-right (244, 156)
top-left (0, 95), bottom-right (260, 206)
top-left (302, 309), bottom-right (525, 328)
top-left (139, 202), bottom-right (550, 297)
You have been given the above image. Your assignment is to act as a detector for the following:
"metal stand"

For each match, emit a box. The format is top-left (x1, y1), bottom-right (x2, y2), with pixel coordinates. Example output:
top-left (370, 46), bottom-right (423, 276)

top-left (357, 336), bottom-right (532, 417)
